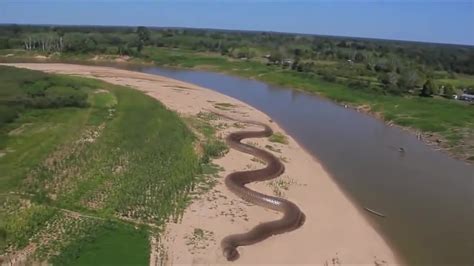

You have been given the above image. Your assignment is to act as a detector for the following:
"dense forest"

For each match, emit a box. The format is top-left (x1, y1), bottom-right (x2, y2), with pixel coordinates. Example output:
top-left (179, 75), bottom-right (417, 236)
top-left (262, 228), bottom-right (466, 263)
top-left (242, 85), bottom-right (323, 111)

top-left (1, 24), bottom-right (474, 98)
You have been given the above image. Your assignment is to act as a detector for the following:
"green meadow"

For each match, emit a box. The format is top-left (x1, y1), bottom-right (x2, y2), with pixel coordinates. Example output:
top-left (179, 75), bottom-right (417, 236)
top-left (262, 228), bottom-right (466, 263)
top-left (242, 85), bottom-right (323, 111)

top-left (0, 65), bottom-right (224, 264)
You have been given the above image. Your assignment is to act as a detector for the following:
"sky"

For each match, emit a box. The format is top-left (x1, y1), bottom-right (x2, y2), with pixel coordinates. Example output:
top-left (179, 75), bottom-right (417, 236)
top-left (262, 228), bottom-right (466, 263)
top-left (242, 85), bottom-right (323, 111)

top-left (1, 0), bottom-right (473, 45)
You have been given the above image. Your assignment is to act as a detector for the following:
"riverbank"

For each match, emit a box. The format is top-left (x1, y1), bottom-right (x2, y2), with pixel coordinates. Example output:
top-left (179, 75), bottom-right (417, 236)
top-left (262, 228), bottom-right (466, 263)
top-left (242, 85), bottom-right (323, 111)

top-left (143, 48), bottom-right (474, 163)
top-left (3, 63), bottom-right (400, 264)
top-left (2, 51), bottom-right (472, 163)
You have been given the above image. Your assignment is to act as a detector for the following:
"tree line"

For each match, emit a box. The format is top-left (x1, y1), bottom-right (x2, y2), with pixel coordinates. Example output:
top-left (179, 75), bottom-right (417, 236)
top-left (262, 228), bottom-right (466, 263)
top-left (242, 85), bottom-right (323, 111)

top-left (1, 24), bottom-right (473, 97)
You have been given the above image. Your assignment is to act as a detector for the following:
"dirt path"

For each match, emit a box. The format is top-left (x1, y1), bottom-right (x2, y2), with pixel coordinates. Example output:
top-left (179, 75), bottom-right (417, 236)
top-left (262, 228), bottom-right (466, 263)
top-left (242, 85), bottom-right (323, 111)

top-left (2, 63), bottom-right (400, 265)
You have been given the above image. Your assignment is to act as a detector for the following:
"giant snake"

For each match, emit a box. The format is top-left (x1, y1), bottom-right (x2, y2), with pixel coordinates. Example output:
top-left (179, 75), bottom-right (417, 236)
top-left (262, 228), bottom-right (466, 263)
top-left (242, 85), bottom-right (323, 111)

top-left (218, 115), bottom-right (305, 261)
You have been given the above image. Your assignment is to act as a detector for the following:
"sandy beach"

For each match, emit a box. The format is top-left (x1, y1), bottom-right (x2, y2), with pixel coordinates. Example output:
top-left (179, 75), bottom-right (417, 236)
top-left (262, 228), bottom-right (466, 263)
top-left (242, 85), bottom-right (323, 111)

top-left (2, 63), bottom-right (399, 265)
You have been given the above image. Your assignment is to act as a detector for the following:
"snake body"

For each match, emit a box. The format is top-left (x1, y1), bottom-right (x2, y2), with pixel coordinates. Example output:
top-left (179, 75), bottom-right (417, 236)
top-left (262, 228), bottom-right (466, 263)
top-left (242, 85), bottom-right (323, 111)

top-left (221, 119), bottom-right (305, 261)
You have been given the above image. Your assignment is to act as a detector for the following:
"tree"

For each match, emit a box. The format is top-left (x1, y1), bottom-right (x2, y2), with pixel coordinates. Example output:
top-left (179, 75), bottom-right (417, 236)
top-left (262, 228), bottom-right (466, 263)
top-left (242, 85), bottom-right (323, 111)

top-left (136, 26), bottom-right (150, 53)
top-left (374, 60), bottom-right (394, 72)
top-left (236, 50), bottom-right (247, 59)
top-left (268, 52), bottom-right (283, 65)
top-left (382, 72), bottom-right (404, 94)
top-left (136, 26), bottom-right (150, 44)
top-left (337, 40), bottom-right (348, 48)
top-left (354, 52), bottom-right (365, 63)
top-left (63, 33), bottom-right (87, 52)
top-left (420, 79), bottom-right (436, 97)
top-left (443, 84), bottom-right (455, 98)
top-left (398, 70), bottom-right (420, 93)
top-left (293, 48), bottom-right (302, 57)
top-left (11, 24), bottom-right (22, 36)
top-left (379, 72), bottom-right (398, 87)
top-left (84, 37), bottom-right (98, 52)
top-left (291, 59), bottom-right (300, 71)
top-left (0, 38), bottom-right (10, 49)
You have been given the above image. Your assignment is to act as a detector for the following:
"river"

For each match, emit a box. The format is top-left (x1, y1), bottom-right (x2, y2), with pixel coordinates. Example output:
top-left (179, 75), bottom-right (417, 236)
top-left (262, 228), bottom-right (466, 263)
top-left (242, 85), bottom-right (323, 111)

top-left (131, 66), bottom-right (473, 264)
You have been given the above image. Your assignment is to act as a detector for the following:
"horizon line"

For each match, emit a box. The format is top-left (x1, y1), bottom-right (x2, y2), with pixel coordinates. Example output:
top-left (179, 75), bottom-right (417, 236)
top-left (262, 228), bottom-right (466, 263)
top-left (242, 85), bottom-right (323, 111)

top-left (1, 22), bottom-right (473, 48)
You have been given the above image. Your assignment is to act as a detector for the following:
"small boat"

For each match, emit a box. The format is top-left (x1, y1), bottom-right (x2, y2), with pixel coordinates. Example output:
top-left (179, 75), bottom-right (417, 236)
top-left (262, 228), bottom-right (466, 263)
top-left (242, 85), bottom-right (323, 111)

top-left (364, 207), bottom-right (386, 218)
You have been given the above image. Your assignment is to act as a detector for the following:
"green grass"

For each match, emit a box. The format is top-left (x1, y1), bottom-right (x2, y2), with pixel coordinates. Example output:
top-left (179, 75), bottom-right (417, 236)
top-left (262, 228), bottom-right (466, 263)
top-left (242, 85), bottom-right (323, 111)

top-left (53, 222), bottom-right (149, 266)
top-left (0, 66), bottom-right (209, 263)
top-left (0, 108), bottom-right (90, 193)
top-left (437, 74), bottom-right (474, 88)
top-left (0, 202), bottom-right (57, 251)
top-left (23, 79), bottom-right (202, 223)
top-left (185, 112), bottom-right (228, 164)
top-left (0, 66), bottom-right (94, 193)
top-left (371, 96), bottom-right (474, 132)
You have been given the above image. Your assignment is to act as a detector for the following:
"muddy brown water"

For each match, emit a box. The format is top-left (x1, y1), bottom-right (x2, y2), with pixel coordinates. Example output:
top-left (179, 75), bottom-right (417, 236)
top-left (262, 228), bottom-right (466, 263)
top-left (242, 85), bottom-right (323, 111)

top-left (129, 66), bottom-right (473, 264)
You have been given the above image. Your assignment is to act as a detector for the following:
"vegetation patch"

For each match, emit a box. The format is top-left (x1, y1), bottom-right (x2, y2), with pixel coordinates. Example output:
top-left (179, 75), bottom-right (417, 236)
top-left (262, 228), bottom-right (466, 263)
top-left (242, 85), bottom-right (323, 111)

top-left (52, 222), bottom-right (149, 266)
top-left (269, 132), bottom-right (289, 144)
top-left (268, 176), bottom-right (297, 198)
top-left (185, 112), bottom-right (229, 165)
top-left (184, 228), bottom-right (215, 254)
top-left (0, 199), bottom-right (57, 252)
top-left (184, 112), bottom-right (228, 199)
top-left (0, 66), bottom-right (216, 264)
top-left (265, 144), bottom-right (282, 153)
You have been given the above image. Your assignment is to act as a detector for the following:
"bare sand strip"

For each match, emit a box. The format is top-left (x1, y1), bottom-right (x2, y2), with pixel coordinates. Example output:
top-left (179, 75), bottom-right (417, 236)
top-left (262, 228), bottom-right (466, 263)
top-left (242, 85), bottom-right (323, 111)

top-left (2, 63), bottom-right (399, 265)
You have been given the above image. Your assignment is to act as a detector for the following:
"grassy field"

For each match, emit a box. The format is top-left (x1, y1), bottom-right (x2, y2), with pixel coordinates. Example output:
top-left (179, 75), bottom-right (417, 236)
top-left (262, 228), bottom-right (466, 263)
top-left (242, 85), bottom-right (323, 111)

top-left (0, 66), bottom-right (223, 264)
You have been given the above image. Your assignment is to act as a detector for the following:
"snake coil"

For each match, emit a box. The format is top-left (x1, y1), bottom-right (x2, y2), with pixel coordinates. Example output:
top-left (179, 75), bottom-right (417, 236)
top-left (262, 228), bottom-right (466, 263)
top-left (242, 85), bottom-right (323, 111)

top-left (220, 119), bottom-right (305, 261)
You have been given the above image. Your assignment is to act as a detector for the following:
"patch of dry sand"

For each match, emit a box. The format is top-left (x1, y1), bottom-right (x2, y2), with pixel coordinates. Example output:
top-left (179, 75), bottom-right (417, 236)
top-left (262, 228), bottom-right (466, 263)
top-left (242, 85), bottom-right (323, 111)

top-left (2, 63), bottom-right (400, 265)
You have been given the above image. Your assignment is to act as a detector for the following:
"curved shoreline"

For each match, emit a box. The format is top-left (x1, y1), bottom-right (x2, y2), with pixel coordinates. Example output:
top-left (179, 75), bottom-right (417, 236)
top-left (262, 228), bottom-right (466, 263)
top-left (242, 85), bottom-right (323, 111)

top-left (1, 63), bottom-right (401, 264)
top-left (3, 57), bottom-right (469, 164)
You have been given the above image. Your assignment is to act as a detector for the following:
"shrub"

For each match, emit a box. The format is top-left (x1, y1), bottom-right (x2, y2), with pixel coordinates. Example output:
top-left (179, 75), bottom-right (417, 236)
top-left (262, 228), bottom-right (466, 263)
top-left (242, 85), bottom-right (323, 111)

top-left (201, 139), bottom-right (228, 163)
top-left (23, 79), bottom-right (51, 97)
top-left (321, 73), bottom-right (336, 82)
top-left (44, 86), bottom-right (88, 108)
top-left (21, 85), bottom-right (88, 109)
top-left (443, 85), bottom-right (456, 98)
top-left (269, 132), bottom-right (289, 144)
top-left (0, 105), bottom-right (18, 126)
top-left (348, 80), bottom-right (369, 90)
top-left (420, 79), bottom-right (436, 97)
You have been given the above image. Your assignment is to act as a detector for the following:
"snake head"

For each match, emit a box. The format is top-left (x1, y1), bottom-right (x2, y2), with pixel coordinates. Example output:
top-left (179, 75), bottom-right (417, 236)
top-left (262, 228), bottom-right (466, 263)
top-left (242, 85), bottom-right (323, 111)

top-left (223, 247), bottom-right (240, 261)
